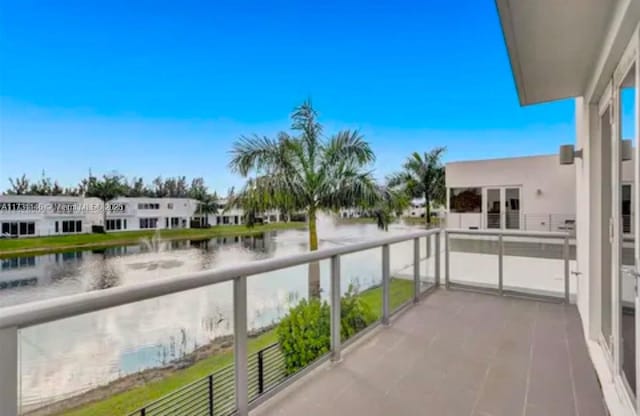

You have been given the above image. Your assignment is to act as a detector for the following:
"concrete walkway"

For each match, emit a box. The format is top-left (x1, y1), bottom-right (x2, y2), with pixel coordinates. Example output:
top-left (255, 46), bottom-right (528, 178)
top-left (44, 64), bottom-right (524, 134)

top-left (252, 290), bottom-right (606, 416)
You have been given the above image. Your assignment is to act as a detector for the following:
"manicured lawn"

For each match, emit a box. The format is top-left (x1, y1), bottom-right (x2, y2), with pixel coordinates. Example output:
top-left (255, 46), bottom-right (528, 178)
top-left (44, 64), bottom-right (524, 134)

top-left (360, 277), bottom-right (414, 316)
top-left (0, 222), bottom-right (306, 258)
top-left (55, 278), bottom-right (414, 416)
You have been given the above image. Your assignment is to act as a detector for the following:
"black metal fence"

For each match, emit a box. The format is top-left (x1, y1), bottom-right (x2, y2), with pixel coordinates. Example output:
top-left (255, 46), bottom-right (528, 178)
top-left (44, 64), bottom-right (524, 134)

top-left (128, 343), bottom-right (286, 416)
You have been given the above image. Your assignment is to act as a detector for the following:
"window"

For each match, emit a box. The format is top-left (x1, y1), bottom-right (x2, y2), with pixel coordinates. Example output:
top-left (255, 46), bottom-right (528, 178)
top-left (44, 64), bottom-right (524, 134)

top-left (140, 218), bottom-right (158, 229)
top-left (106, 219), bottom-right (123, 231)
top-left (55, 221), bottom-right (59, 233)
top-left (449, 188), bottom-right (482, 213)
top-left (61, 220), bottom-right (81, 233)
top-left (167, 203), bottom-right (174, 209)
top-left (123, 219), bottom-right (127, 229)
top-left (165, 217), bottom-right (169, 228)
top-left (138, 203), bottom-right (160, 210)
top-left (2, 222), bottom-right (36, 236)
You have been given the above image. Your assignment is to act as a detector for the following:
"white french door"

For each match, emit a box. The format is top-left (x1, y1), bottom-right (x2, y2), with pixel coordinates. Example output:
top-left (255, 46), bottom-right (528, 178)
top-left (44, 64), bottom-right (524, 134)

top-left (606, 32), bottom-right (640, 411)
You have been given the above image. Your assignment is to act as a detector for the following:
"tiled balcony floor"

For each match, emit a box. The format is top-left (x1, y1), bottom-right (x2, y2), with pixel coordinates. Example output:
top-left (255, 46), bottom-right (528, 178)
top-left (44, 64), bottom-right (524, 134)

top-left (253, 289), bottom-right (606, 416)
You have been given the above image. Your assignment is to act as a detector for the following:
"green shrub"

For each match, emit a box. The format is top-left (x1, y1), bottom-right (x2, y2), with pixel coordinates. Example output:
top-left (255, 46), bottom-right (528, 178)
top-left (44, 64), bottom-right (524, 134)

top-left (340, 285), bottom-right (377, 340)
top-left (276, 286), bottom-right (377, 374)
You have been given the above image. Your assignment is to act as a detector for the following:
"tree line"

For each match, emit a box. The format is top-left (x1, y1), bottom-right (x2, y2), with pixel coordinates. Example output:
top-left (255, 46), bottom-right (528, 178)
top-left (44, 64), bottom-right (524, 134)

top-left (4, 174), bottom-right (219, 200)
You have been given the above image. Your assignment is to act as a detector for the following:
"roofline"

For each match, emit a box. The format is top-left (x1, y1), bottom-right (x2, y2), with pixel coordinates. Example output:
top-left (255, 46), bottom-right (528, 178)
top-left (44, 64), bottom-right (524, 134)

top-left (446, 153), bottom-right (560, 166)
top-left (494, 0), bottom-right (527, 106)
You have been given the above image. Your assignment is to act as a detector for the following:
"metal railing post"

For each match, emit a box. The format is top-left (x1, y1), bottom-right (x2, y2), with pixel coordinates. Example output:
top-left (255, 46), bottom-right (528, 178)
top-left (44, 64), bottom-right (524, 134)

top-left (257, 350), bottom-right (264, 394)
top-left (498, 234), bottom-right (504, 295)
top-left (413, 238), bottom-right (420, 302)
top-left (435, 231), bottom-right (441, 287)
top-left (564, 235), bottom-right (570, 303)
top-left (444, 231), bottom-right (450, 288)
top-left (548, 214), bottom-right (552, 232)
top-left (0, 327), bottom-right (18, 416)
top-left (233, 276), bottom-right (248, 416)
top-left (330, 255), bottom-right (342, 361)
top-left (208, 374), bottom-right (214, 416)
top-left (382, 244), bottom-right (390, 325)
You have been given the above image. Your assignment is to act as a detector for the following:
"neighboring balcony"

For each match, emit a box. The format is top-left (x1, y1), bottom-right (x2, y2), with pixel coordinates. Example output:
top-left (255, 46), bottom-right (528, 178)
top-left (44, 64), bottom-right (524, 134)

top-left (0, 229), bottom-right (605, 416)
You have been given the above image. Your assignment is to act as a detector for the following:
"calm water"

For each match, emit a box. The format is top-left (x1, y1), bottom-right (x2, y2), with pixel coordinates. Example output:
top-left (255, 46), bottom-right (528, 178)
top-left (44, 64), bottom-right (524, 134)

top-left (1, 219), bottom-right (433, 410)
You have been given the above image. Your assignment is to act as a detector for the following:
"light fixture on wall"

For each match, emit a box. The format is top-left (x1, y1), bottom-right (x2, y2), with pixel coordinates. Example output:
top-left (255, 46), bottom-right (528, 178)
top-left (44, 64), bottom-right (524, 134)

top-left (559, 140), bottom-right (632, 165)
top-left (559, 145), bottom-right (583, 165)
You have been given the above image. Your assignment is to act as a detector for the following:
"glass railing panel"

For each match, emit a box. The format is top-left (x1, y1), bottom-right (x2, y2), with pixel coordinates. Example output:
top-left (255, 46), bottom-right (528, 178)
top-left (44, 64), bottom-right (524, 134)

top-left (502, 235), bottom-right (575, 299)
top-left (340, 248), bottom-right (383, 334)
top-left (18, 281), bottom-right (234, 416)
top-left (418, 233), bottom-right (438, 293)
top-left (389, 241), bottom-right (417, 314)
top-left (448, 234), bottom-right (499, 289)
top-left (246, 260), bottom-right (329, 403)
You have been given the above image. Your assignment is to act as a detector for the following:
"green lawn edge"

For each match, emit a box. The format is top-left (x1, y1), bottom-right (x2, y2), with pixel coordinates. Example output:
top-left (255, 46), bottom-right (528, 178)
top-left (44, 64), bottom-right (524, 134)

top-left (0, 222), bottom-right (306, 258)
top-left (55, 278), bottom-right (414, 416)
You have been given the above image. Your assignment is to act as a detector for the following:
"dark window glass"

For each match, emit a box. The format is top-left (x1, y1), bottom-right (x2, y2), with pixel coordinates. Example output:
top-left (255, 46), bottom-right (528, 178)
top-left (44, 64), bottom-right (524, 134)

top-left (55, 221), bottom-right (59, 233)
top-left (124, 219), bottom-right (127, 229)
top-left (62, 221), bottom-right (69, 233)
top-left (76, 221), bottom-right (82, 232)
top-left (19, 223), bottom-right (27, 235)
top-left (27, 223), bottom-right (35, 235)
top-left (450, 188), bottom-right (482, 213)
top-left (2, 223), bottom-right (9, 234)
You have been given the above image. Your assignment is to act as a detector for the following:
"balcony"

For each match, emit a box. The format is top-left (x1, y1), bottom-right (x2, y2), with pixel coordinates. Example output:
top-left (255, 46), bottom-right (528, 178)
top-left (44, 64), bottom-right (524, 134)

top-left (0, 229), bottom-right (605, 416)
top-left (253, 290), bottom-right (604, 416)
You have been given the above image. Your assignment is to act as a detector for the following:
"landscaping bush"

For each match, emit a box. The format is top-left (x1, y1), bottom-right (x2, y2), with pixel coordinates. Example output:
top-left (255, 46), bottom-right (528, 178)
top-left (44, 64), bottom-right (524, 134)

top-left (276, 285), bottom-right (376, 374)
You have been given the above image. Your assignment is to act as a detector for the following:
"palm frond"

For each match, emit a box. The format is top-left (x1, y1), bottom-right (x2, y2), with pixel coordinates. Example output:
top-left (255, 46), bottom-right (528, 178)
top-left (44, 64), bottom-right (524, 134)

top-left (323, 130), bottom-right (375, 167)
top-left (228, 134), bottom-right (283, 177)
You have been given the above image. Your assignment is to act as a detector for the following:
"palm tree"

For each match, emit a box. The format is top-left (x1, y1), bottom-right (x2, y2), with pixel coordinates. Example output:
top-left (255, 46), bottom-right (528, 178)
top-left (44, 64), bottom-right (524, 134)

top-left (198, 192), bottom-right (219, 226)
top-left (86, 174), bottom-right (126, 231)
top-left (373, 186), bottom-right (411, 231)
top-left (388, 148), bottom-right (446, 226)
top-left (229, 100), bottom-right (382, 297)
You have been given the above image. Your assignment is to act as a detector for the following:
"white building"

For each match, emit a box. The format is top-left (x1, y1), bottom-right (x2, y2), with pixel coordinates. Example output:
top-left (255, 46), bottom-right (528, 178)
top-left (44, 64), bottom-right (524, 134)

top-left (0, 195), bottom-right (102, 237)
top-left (497, 1), bottom-right (640, 413)
top-left (103, 197), bottom-right (198, 232)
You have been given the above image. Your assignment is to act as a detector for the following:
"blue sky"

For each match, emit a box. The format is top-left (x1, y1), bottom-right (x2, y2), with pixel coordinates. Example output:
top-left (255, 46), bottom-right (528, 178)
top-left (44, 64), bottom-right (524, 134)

top-left (0, 0), bottom-right (577, 193)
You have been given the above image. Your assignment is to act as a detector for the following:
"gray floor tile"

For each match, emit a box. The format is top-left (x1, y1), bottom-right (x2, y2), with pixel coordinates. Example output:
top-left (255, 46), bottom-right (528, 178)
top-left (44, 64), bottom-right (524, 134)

top-left (251, 289), bottom-right (607, 416)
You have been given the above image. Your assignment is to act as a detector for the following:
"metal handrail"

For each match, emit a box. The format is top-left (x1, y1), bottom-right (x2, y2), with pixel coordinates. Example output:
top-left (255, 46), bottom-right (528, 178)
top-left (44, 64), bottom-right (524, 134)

top-left (446, 228), bottom-right (570, 239)
top-left (0, 228), bottom-right (441, 416)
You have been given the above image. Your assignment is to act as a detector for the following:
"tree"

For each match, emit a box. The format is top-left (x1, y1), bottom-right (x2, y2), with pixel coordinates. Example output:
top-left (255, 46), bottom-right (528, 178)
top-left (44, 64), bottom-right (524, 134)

top-left (86, 174), bottom-right (126, 230)
top-left (229, 100), bottom-right (382, 297)
top-left (372, 186), bottom-right (410, 231)
top-left (7, 175), bottom-right (30, 195)
top-left (387, 148), bottom-right (446, 225)
top-left (188, 178), bottom-right (219, 226)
